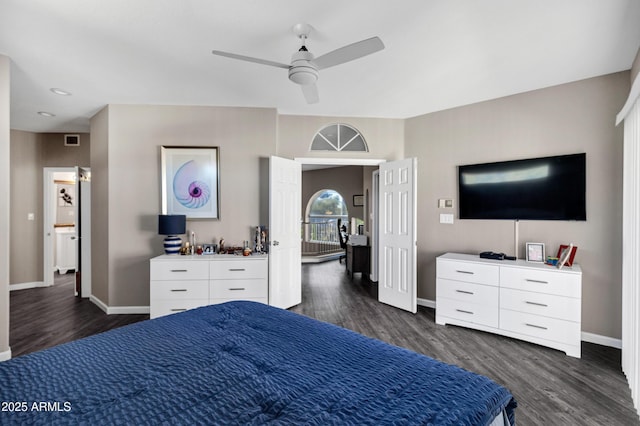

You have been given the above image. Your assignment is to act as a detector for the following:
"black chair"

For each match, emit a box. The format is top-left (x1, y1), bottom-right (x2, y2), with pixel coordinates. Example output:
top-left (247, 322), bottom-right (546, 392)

top-left (338, 219), bottom-right (348, 264)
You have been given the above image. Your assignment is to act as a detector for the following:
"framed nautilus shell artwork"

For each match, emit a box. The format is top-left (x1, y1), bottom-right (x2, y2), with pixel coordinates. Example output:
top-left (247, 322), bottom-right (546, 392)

top-left (161, 146), bottom-right (220, 219)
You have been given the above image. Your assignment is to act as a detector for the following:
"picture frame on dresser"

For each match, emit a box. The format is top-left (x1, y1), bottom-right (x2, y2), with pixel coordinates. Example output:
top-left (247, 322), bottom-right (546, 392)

top-left (557, 244), bottom-right (577, 269)
top-left (161, 146), bottom-right (220, 219)
top-left (526, 242), bottom-right (545, 262)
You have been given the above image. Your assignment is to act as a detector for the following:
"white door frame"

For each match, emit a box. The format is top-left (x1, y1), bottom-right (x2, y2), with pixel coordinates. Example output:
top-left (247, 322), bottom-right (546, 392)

top-left (43, 167), bottom-right (76, 287)
top-left (43, 167), bottom-right (90, 295)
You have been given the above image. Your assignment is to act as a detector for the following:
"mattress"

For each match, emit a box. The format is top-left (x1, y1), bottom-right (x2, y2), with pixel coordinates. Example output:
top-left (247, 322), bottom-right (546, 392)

top-left (0, 301), bottom-right (516, 425)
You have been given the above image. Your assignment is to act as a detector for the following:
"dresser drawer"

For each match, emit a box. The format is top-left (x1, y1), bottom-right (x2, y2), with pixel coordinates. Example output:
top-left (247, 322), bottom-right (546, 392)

top-left (437, 259), bottom-right (499, 286)
top-left (150, 299), bottom-right (209, 319)
top-left (500, 288), bottom-right (580, 322)
top-left (210, 259), bottom-right (268, 279)
top-left (151, 280), bottom-right (209, 300)
top-left (150, 260), bottom-right (209, 281)
top-left (499, 309), bottom-right (580, 345)
top-left (437, 299), bottom-right (498, 328)
top-left (500, 266), bottom-right (581, 298)
top-left (210, 279), bottom-right (268, 299)
top-left (437, 278), bottom-right (498, 306)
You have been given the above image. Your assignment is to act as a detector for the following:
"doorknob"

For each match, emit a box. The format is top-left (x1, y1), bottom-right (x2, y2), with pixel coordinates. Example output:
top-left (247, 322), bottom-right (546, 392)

top-left (272, 241), bottom-right (280, 246)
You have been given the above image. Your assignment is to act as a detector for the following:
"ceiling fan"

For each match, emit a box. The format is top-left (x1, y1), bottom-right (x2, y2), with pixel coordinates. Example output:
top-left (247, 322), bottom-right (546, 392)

top-left (211, 23), bottom-right (385, 104)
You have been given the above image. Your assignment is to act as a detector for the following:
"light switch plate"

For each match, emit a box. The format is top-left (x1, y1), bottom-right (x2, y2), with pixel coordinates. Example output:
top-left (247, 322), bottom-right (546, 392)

top-left (440, 213), bottom-right (454, 224)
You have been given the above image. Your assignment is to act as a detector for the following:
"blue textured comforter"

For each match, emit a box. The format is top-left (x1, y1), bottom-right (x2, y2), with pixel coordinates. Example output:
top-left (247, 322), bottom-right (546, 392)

top-left (0, 301), bottom-right (516, 425)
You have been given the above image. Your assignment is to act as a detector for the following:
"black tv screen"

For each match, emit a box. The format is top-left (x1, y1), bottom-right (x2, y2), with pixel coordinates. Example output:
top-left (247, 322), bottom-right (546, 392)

top-left (458, 153), bottom-right (586, 220)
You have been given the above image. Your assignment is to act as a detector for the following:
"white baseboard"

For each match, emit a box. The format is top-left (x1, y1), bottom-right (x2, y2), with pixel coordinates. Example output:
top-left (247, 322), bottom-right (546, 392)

top-left (90, 295), bottom-right (108, 313)
top-left (108, 306), bottom-right (150, 315)
top-left (89, 295), bottom-right (149, 315)
top-left (426, 298), bottom-right (622, 350)
top-left (9, 281), bottom-right (47, 291)
top-left (581, 331), bottom-right (622, 349)
top-left (0, 348), bottom-right (12, 362)
top-left (417, 297), bottom-right (435, 309)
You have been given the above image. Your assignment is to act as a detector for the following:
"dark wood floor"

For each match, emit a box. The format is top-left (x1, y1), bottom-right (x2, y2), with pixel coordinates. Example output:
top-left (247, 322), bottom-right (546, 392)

top-left (9, 272), bottom-right (148, 357)
top-left (290, 261), bottom-right (640, 426)
top-left (9, 264), bottom-right (640, 425)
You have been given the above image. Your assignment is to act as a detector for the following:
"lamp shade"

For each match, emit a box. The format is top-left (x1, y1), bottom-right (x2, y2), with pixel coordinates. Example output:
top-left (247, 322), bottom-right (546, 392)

top-left (158, 215), bottom-right (186, 236)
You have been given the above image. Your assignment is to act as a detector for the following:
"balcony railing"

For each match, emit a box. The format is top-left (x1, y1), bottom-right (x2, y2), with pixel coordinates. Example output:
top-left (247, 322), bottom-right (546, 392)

top-left (301, 220), bottom-right (342, 257)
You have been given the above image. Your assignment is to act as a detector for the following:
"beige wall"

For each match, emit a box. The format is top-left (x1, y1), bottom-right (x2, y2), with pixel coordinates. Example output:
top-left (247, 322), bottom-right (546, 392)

top-left (1, 55), bottom-right (11, 358)
top-left (90, 107), bottom-right (109, 304)
top-left (631, 46), bottom-right (640, 84)
top-left (405, 72), bottom-right (629, 339)
top-left (302, 166), bottom-right (364, 223)
top-left (96, 105), bottom-right (278, 307)
top-left (9, 131), bottom-right (42, 284)
top-left (8, 131), bottom-right (90, 285)
top-left (277, 115), bottom-right (405, 161)
top-left (41, 133), bottom-right (90, 167)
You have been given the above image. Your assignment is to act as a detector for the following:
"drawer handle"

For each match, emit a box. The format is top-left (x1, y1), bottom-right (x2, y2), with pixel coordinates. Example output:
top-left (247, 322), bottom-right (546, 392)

top-left (456, 290), bottom-right (474, 295)
top-left (170, 269), bottom-right (188, 273)
top-left (456, 270), bottom-right (474, 275)
top-left (525, 279), bottom-right (549, 284)
top-left (170, 308), bottom-right (187, 312)
top-left (171, 289), bottom-right (188, 292)
top-left (456, 309), bottom-right (474, 315)
top-left (525, 301), bottom-right (548, 307)
top-left (229, 287), bottom-right (246, 291)
top-left (525, 323), bottom-right (548, 330)
top-left (228, 268), bottom-right (246, 272)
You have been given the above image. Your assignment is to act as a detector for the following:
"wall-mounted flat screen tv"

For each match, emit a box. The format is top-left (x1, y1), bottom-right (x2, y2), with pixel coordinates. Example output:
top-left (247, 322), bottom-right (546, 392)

top-left (458, 153), bottom-right (586, 220)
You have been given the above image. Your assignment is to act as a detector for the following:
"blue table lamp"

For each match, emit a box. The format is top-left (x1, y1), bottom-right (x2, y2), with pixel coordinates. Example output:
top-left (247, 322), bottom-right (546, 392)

top-left (158, 214), bottom-right (186, 255)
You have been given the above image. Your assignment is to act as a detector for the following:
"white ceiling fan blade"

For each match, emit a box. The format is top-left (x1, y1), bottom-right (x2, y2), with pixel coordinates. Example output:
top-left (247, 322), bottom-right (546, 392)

top-left (301, 83), bottom-right (319, 104)
top-left (211, 50), bottom-right (290, 69)
top-left (313, 36), bottom-right (384, 70)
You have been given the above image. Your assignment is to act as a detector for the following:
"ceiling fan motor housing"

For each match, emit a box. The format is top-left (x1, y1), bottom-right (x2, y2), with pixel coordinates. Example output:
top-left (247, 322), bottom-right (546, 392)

top-left (288, 50), bottom-right (318, 85)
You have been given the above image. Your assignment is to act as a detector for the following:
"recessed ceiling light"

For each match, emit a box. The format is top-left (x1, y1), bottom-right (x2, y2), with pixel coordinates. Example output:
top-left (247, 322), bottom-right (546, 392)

top-left (37, 111), bottom-right (56, 117)
top-left (50, 88), bottom-right (72, 96)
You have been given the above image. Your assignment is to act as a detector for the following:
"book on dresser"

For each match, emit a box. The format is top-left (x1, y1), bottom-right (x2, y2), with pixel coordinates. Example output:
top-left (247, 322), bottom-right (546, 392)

top-left (149, 254), bottom-right (268, 319)
top-left (435, 252), bottom-right (582, 358)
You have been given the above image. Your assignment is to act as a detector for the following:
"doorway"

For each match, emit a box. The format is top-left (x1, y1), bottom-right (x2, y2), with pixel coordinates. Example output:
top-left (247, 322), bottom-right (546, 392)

top-left (297, 157), bottom-right (385, 279)
top-left (43, 167), bottom-right (91, 297)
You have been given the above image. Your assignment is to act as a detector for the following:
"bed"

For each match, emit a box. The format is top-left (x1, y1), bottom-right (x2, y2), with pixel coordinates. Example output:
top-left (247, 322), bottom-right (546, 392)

top-left (0, 301), bottom-right (516, 425)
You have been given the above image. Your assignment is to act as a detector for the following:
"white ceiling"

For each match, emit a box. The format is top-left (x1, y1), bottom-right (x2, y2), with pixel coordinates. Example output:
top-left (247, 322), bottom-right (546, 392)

top-left (1, 0), bottom-right (639, 133)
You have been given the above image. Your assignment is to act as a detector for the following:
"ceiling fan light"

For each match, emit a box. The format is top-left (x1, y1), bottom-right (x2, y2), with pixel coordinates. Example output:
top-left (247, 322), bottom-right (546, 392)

top-left (289, 68), bottom-right (318, 85)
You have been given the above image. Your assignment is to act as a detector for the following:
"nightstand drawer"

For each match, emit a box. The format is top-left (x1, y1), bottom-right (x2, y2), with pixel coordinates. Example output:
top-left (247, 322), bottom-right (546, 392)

top-left (437, 278), bottom-right (498, 306)
top-left (500, 288), bottom-right (580, 322)
top-left (210, 259), bottom-right (267, 279)
top-left (500, 309), bottom-right (580, 345)
top-left (150, 260), bottom-right (209, 281)
top-left (150, 299), bottom-right (209, 319)
top-left (151, 280), bottom-right (209, 300)
top-left (437, 299), bottom-right (498, 328)
top-left (437, 259), bottom-right (499, 286)
top-left (210, 279), bottom-right (267, 299)
top-left (500, 266), bottom-right (581, 298)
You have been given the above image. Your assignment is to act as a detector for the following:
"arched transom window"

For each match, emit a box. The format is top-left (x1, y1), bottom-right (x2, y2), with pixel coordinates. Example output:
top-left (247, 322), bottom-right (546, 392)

top-left (310, 123), bottom-right (368, 152)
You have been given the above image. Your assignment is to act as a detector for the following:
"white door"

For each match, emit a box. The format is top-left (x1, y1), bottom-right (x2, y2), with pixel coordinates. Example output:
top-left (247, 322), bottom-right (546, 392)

top-left (370, 170), bottom-right (380, 282)
top-left (268, 156), bottom-right (302, 309)
top-left (378, 158), bottom-right (417, 313)
top-left (76, 167), bottom-right (91, 298)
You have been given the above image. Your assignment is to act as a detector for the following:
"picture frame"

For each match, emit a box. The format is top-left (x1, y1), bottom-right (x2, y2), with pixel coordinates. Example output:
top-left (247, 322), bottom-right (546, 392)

top-left (353, 194), bottom-right (364, 207)
top-left (556, 244), bottom-right (578, 268)
top-left (161, 146), bottom-right (220, 219)
top-left (526, 242), bottom-right (545, 262)
top-left (202, 243), bottom-right (216, 255)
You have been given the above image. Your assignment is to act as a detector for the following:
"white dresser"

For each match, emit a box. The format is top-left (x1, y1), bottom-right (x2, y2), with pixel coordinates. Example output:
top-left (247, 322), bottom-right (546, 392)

top-left (150, 254), bottom-right (268, 319)
top-left (436, 252), bottom-right (582, 358)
